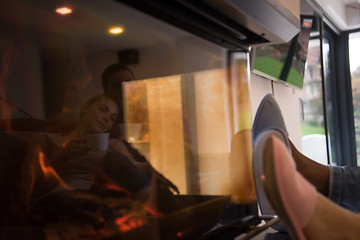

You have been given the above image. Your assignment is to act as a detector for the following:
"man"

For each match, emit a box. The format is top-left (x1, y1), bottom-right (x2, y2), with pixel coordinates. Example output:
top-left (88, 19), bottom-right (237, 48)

top-left (101, 64), bottom-right (135, 124)
top-left (101, 64), bottom-right (146, 162)
top-left (101, 64), bottom-right (179, 212)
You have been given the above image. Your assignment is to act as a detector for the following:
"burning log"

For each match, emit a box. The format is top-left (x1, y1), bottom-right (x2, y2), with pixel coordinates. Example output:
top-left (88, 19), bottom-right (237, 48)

top-left (30, 189), bottom-right (148, 240)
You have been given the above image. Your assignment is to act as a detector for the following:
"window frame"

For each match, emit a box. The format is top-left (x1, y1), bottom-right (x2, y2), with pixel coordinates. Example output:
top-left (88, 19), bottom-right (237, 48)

top-left (322, 21), bottom-right (357, 166)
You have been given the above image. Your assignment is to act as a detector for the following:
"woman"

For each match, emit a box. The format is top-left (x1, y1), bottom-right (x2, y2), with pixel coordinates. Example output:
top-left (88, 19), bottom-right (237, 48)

top-left (33, 94), bottom-right (153, 203)
top-left (27, 94), bottom-right (165, 238)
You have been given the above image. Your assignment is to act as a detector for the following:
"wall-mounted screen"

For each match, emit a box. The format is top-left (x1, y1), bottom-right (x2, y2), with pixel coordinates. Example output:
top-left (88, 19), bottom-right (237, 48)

top-left (252, 16), bottom-right (313, 89)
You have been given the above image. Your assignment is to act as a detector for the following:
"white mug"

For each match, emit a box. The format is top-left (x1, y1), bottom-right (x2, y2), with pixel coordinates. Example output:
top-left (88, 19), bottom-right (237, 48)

top-left (87, 133), bottom-right (109, 151)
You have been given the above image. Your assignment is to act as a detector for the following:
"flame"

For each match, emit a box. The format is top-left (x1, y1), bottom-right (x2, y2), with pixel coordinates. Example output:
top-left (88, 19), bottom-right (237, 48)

top-left (38, 149), bottom-right (69, 189)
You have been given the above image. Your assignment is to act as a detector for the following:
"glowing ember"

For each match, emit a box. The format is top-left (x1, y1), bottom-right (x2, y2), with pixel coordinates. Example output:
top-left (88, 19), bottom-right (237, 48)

top-left (30, 190), bottom-right (149, 239)
top-left (115, 213), bottom-right (144, 232)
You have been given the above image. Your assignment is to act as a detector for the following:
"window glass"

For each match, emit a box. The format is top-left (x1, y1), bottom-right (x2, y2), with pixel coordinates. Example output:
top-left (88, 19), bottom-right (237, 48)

top-left (0, 0), bottom-right (256, 234)
top-left (349, 32), bottom-right (360, 165)
top-left (122, 53), bottom-right (254, 198)
top-left (300, 36), bottom-right (328, 165)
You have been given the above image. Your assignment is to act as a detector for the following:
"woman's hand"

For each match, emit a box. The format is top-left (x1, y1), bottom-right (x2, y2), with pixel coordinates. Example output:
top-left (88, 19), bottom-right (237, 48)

top-left (61, 137), bottom-right (90, 158)
top-left (49, 137), bottom-right (90, 173)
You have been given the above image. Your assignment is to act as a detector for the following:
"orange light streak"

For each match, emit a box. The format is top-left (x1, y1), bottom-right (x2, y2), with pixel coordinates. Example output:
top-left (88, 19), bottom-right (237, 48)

top-left (38, 150), bottom-right (69, 188)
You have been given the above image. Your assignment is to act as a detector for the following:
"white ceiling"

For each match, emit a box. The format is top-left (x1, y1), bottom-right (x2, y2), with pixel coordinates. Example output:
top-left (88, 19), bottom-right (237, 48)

top-left (1, 0), bottom-right (358, 55)
top-left (312, 0), bottom-right (360, 30)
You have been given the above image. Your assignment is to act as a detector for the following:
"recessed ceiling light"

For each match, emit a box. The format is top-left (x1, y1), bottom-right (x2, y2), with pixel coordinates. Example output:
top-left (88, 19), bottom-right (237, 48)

top-left (55, 6), bottom-right (72, 15)
top-left (109, 26), bottom-right (124, 35)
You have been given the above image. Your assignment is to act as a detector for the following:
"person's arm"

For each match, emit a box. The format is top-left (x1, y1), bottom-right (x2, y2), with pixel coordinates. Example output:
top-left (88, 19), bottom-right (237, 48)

top-left (109, 138), bottom-right (152, 177)
top-left (109, 138), bottom-right (179, 194)
top-left (122, 140), bottom-right (147, 163)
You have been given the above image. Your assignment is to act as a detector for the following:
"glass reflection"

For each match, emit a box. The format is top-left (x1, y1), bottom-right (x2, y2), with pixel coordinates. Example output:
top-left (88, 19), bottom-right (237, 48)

top-left (0, 0), bottom-right (256, 237)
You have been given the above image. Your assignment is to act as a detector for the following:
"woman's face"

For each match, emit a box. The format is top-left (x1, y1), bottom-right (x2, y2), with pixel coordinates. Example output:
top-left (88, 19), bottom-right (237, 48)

top-left (81, 97), bottom-right (119, 134)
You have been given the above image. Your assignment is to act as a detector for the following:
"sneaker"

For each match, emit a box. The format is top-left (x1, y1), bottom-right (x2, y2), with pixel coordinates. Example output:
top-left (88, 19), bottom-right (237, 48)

top-left (252, 94), bottom-right (290, 232)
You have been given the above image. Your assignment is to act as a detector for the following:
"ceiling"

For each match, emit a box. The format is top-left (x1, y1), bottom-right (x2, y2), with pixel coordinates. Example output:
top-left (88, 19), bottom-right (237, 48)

top-left (312, 0), bottom-right (360, 30)
top-left (0, 0), bottom-right (359, 58)
top-left (0, 0), bottom-right (189, 55)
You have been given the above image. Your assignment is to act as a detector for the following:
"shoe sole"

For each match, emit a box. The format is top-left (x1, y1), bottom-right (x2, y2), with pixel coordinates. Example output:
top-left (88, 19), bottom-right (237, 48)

top-left (253, 130), bottom-right (287, 232)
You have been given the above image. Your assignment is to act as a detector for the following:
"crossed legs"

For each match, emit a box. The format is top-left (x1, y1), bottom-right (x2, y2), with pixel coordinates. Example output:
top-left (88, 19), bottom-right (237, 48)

top-left (263, 136), bottom-right (360, 240)
top-left (289, 140), bottom-right (329, 196)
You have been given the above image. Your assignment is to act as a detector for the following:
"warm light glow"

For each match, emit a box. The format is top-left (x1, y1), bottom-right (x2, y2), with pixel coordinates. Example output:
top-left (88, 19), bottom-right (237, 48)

top-left (55, 6), bottom-right (72, 15)
top-left (109, 26), bottom-right (124, 35)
